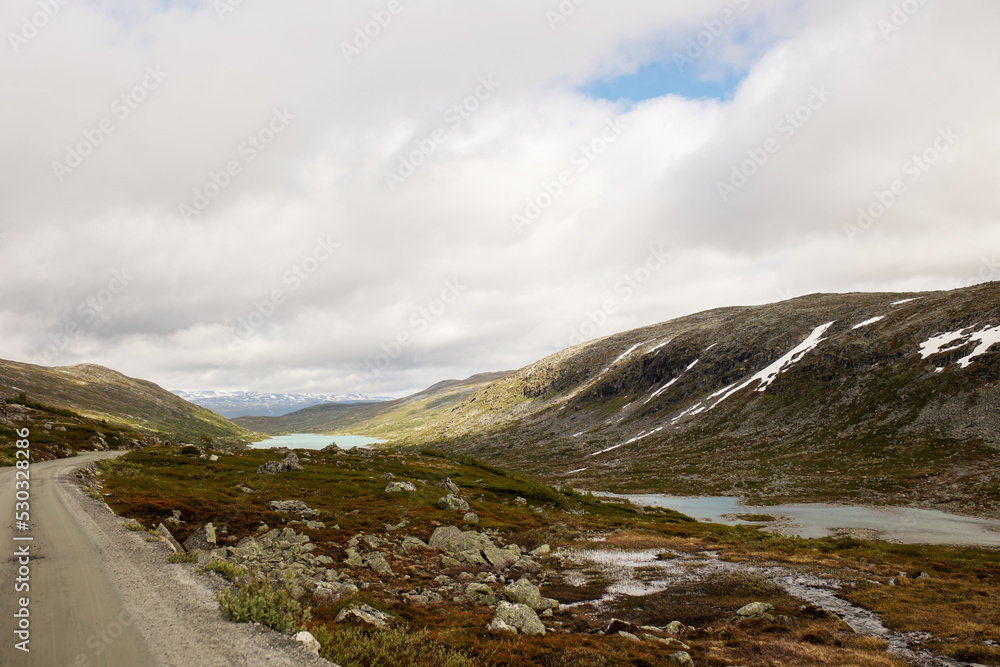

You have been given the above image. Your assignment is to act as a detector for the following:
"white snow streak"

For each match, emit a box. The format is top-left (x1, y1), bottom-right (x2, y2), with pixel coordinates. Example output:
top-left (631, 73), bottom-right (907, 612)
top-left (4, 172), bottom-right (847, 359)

top-left (852, 316), bottom-right (885, 330)
top-left (892, 298), bottom-right (919, 305)
top-left (669, 322), bottom-right (836, 422)
top-left (919, 325), bottom-right (1000, 370)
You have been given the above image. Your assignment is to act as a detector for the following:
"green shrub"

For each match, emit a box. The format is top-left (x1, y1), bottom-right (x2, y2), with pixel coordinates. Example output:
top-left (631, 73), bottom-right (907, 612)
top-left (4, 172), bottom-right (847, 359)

top-left (310, 625), bottom-right (477, 667)
top-left (167, 551), bottom-right (199, 563)
top-left (217, 579), bottom-right (309, 635)
top-left (201, 559), bottom-right (247, 580)
top-left (179, 445), bottom-right (200, 455)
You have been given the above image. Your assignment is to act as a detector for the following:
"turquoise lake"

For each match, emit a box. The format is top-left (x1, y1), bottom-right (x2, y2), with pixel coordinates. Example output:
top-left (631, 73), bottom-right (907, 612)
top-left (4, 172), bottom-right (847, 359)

top-left (250, 433), bottom-right (385, 450)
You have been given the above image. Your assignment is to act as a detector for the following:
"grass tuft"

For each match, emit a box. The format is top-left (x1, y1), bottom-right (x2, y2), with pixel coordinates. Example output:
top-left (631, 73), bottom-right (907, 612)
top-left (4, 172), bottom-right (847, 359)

top-left (217, 578), bottom-right (309, 635)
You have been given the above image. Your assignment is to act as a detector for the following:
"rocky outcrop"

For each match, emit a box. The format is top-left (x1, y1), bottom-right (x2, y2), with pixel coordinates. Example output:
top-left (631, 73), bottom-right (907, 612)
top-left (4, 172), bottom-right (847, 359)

top-left (335, 603), bottom-right (393, 629)
top-left (385, 481), bottom-right (417, 493)
top-left (488, 601), bottom-right (545, 636)
top-left (437, 477), bottom-right (461, 494)
top-left (267, 500), bottom-right (321, 518)
top-left (437, 494), bottom-right (470, 512)
top-left (257, 452), bottom-right (303, 474)
top-left (183, 523), bottom-right (217, 552)
top-left (736, 601), bottom-right (775, 620)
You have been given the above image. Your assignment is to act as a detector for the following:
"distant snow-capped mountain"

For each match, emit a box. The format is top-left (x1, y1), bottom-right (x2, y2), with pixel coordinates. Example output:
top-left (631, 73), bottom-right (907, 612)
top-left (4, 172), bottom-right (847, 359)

top-left (172, 390), bottom-right (392, 418)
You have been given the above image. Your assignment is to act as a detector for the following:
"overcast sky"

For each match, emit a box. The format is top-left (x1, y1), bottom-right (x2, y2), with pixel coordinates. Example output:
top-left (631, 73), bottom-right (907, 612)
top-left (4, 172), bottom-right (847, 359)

top-left (1, 0), bottom-right (998, 397)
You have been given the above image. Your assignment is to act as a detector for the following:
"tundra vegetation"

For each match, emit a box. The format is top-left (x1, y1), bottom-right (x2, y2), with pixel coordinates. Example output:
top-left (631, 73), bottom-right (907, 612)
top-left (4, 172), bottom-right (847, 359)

top-left (92, 445), bottom-right (1000, 666)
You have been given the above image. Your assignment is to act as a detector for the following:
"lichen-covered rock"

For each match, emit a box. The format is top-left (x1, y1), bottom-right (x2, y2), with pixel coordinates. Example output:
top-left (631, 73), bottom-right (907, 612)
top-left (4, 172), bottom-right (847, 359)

top-left (401, 536), bottom-right (429, 552)
top-left (257, 452), bottom-right (303, 474)
top-left (736, 602), bottom-right (775, 618)
top-left (183, 523), bottom-right (217, 552)
top-left (294, 630), bottom-right (321, 655)
top-left (482, 544), bottom-right (520, 570)
top-left (335, 603), bottom-right (394, 629)
top-left (437, 477), bottom-right (461, 494)
top-left (666, 620), bottom-right (687, 634)
top-left (463, 512), bottom-right (480, 524)
top-left (466, 582), bottom-right (498, 605)
top-left (488, 601), bottom-right (545, 636)
top-left (504, 578), bottom-right (542, 608)
top-left (267, 500), bottom-right (321, 518)
top-left (668, 651), bottom-right (694, 666)
top-left (386, 481), bottom-right (417, 493)
top-left (438, 494), bottom-right (470, 512)
top-left (365, 552), bottom-right (394, 576)
top-left (528, 544), bottom-right (550, 557)
top-left (509, 557), bottom-right (541, 575)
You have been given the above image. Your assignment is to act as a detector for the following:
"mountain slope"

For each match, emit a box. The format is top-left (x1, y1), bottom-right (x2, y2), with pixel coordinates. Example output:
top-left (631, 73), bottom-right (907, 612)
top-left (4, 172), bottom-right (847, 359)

top-left (300, 284), bottom-right (1000, 516)
top-left (233, 372), bottom-right (512, 438)
top-left (172, 390), bottom-right (392, 418)
top-left (0, 360), bottom-right (251, 444)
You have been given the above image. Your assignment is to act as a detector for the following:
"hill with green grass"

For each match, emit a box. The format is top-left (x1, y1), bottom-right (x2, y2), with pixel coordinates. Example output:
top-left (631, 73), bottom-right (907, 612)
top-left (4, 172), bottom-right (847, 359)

top-left (0, 359), bottom-right (252, 445)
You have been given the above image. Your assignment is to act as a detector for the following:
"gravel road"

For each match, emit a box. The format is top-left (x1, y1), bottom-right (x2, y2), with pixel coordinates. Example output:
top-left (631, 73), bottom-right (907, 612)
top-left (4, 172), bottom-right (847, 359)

top-left (1, 451), bottom-right (333, 666)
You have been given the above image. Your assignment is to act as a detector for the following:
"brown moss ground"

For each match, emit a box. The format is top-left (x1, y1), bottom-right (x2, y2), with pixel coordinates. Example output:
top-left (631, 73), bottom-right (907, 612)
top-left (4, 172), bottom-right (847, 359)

top-left (94, 445), bottom-right (996, 667)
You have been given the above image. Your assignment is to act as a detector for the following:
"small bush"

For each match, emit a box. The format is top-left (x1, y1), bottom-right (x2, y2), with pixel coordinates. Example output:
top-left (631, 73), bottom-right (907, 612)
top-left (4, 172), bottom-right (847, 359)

top-left (310, 625), bottom-right (477, 667)
top-left (217, 579), bottom-right (309, 635)
top-left (167, 551), bottom-right (198, 563)
top-left (201, 559), bottom-right (247, 580)
top-left (123, 520), bottom-right (155, 534)
top-left (179, 445), bottom-right (200, 455)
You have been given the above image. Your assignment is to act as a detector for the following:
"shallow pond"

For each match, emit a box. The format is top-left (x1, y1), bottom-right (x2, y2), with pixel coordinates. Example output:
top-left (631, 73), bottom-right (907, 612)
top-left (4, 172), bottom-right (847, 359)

top-left (249, 433), bottom-right (385, 450)
top-left (604, 494), bottom-right (1000, 547)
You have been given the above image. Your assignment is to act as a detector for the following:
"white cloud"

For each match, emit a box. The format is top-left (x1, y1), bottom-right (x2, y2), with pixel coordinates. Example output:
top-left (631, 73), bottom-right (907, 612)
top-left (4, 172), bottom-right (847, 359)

top-left (1, 0), bottom-right (998, 396)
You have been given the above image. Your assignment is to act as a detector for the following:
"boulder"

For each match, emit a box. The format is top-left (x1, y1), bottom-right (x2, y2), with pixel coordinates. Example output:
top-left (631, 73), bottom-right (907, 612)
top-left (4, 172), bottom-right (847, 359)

top-left (183, 523), bottom-right (217, 552)
top-left (267, 500), bottom-right (321, 518)
top-left (509, 557), bottom-right (542, 575)
top-left (156, 523), bottom-right (183, 553)
top-left (462, 512), bottom-right (480, 525)
top-left (666, 620), bottom-right (687, 635)
top-left (605, 619), bottom-right (643, 636)
top-left (294, 630), bottom-right (321, 655)
top-left (482, 544), bottom-right (520, 571)
top-left (401, 536), bottom-right (429, 552)
top-left (386, 481), bottom-right (417, 493)
top-left (257, 452), bottom-right (303, 475)
top-left (528, 544), bottom-right (550, 557)
top-left (365, 552), bottom-right (394, 577)
top-left (504, 578), bottom-right (542, 608)
top-left (488, 601), bottom-right (545, 636)
top-left (335, 603), bottom-right (393, 629)
top-left (466, 582), bottom-right (499, 605)
top-left (668, 652), bottom-right (695, 666)
top-left (736, 602), bottom-right (775, 619)
top-left (438, 494), bottom-right (470, 512)
top-left (437, 477), bottom-right (461, 494)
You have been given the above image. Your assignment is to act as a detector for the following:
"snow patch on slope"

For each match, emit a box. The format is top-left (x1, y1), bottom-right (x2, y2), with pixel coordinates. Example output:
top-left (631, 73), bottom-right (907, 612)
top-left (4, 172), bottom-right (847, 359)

top-left (668, 322), bottom-right (836, 423)
top-left (852, 316), bottom-right (884, 330)
top-left (645, 359), bottom-right (699, 404)
top-left (919, 325), bottom-right (1000, 370)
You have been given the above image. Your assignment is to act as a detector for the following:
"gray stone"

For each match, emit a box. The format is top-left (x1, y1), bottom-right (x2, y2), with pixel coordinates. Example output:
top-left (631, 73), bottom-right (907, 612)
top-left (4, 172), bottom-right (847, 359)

top-left (156, 523), bottom-right (183, 553)
top-left (335, 603), bottom-right (394, 629)
top-left (488, 601), bottom-right (545, 636)
top-left (209, 454), bottom-right (219, 462)
top-left (514, 497), bottom-right (527, 506)
top-left (438, 494), bottom-right (470, 512)
top-left (365, 552), bottom-right (394, 577)
top-left (462, 512), bottom-right (480, 525)
top-left (504, 578), bottom-right (542, 608)
top-left (510, 557), bottom-right (541, 575)
top-left (482, 544), bottom-right (520, 571)
top-left (386, 481), bottom-right (417, 493)
top-left (257, 452), bottom-right (303, 474)
top-left (736, 602), bottom-right (775, 618)
top-left (183, 523), bottom-right (217, 552)
top-left (293, 630), bottom-right (320, 655)
top-left (528, 544), bottom-right (550, 557)
top-left (466, 582), bottom-right (498, 605)
top-left (267, 500), bottom-right (321, 518)
top-left (343, 548), bottom-right (364, 568)
top-left (459, 549), bottom-right (487, 566)
top-left (666, 620), bottom-right (687, 634)
top-left (401, 536), bottom-right (429, 553)
top-left (668, 651), bottom-right (694, 666)
top-left (437, 477), bottom-right (461, 494)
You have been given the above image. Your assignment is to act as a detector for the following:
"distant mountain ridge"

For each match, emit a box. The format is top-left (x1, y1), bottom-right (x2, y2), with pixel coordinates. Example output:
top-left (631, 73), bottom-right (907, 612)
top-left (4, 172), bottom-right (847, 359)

top-left (233, 372), bottom-right (512, 436)
top-left (173, 390), bottom-right (393, 418)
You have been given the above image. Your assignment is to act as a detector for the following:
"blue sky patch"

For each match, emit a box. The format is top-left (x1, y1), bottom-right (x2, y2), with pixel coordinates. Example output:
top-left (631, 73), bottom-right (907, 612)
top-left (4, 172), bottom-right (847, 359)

top-left (581, 59), bottom-right (747, 104)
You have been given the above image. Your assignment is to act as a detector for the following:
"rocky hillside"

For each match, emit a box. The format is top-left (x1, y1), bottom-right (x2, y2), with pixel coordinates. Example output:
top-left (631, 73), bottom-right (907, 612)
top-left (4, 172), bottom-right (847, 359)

top-left (234, 372), bottom-right (511, 438)
top-left (0, 359), bottom-right (252, 444)
top-left (173, 390), bottom-right (393, 418)
top-left (297, 284), bottom-right (1000, 516)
